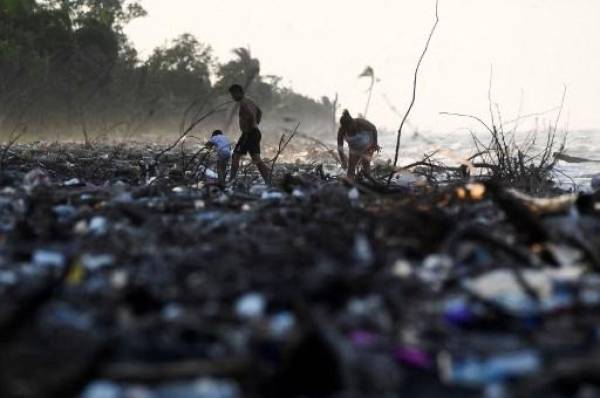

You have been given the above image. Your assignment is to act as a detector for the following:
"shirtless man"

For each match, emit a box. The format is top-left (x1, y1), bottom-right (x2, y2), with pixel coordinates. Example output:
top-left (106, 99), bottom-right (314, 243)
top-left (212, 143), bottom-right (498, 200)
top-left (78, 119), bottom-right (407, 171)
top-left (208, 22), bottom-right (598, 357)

top-left (337, 110), bottom-right (379, 180)
top-left (228, 84), bottom-right (271, 185)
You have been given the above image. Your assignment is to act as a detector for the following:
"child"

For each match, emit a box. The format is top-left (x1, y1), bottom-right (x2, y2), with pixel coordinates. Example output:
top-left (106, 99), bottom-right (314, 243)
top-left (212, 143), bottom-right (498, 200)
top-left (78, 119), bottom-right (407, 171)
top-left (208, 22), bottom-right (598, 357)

top-left (206, 130), bottom-right (231, 185)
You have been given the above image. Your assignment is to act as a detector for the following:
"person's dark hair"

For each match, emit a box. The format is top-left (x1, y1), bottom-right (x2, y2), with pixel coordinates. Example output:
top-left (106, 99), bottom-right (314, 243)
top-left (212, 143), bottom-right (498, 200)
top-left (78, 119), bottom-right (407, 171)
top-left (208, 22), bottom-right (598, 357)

top-left (211, 130), bottom-right (223, 137)
top-left (228, 84), bottom-right (244, 95)
top-left (340, 109), bottom-right (353, 126)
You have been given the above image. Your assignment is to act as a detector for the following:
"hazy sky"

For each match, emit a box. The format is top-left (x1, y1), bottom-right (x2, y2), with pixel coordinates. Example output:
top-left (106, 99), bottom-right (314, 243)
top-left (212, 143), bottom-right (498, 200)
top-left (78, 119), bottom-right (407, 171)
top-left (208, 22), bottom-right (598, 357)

top-left (125, 0), bottom-right (600, 132)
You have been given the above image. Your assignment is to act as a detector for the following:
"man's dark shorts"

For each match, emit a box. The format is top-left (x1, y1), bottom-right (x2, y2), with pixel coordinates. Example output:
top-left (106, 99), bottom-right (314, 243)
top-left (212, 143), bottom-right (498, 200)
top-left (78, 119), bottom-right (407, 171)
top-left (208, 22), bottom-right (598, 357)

top-left (234, 127), bottom-right (261, 155)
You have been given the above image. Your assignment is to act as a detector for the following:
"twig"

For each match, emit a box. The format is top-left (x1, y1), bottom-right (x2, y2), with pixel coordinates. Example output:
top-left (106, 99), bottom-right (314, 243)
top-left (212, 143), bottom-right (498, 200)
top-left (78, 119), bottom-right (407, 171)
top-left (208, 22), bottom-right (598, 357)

top-left (270, 122), bottom-right (300, 180)
top-left (292, 131), bottom-right (341, 164)
top-left (0, 127), bottom-right (27, 170)
top-left (153, 100), bottom-right (233, 166)
top-left (440, 112), bottom-right (494, 135)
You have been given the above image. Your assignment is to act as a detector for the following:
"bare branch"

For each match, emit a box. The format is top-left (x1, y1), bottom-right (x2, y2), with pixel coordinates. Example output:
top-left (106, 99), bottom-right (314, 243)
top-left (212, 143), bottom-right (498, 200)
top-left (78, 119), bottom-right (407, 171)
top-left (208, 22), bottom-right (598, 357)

top-left (269, 122), bottom-right (301, 180)
top-left (388, 0), bottom-right (440, 185)
top-left (154, 100), bottom-right (233, 166)
top-left (440, 112), bottom-right (495, 134)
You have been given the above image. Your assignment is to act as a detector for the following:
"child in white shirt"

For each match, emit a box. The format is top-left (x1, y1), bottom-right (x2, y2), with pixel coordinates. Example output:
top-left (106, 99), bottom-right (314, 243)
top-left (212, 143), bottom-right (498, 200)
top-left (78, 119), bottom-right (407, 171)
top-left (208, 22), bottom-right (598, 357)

top-left (206, 130), bottom-right (231, 185)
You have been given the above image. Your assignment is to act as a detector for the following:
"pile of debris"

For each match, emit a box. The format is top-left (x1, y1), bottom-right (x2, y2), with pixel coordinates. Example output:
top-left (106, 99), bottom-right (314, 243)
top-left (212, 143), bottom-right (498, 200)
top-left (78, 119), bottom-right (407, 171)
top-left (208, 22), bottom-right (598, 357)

top-left (0, 142), bottom-right (599, 398)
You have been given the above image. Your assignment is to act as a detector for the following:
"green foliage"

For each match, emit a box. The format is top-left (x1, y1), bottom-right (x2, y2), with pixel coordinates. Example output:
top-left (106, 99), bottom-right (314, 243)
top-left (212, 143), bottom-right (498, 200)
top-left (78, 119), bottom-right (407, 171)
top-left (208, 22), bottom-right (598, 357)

top-left (0, 0), bottom-right (331, 139)
top-left (148, 33), bottom-right (212, 75)
top-left (1, 0), bottom-right (35, 17)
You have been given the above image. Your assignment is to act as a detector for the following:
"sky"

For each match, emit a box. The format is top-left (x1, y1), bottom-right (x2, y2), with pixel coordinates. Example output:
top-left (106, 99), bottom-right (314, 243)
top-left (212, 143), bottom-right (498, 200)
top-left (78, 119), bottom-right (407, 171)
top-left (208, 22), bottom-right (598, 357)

top-left (124, 0), bottom-right (600, 133)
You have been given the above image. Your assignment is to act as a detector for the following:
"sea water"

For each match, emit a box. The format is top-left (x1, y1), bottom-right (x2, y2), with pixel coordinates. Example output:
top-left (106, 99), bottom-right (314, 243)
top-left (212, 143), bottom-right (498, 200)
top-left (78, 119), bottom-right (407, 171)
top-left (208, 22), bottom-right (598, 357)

top-left (375, 129), bottom-right (600, 191)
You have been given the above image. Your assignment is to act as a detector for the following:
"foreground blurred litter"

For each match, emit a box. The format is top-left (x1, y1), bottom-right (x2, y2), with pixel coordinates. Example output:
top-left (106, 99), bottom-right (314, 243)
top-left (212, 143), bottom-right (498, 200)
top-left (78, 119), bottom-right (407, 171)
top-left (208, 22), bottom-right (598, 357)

top-left (0, 142), bottom-right (599, 398)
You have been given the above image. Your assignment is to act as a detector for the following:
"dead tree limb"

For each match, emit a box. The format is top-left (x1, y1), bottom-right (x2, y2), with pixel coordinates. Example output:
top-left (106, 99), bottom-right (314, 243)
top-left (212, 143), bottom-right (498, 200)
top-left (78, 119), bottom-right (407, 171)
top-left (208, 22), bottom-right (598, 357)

top-left (270, 122), bottom-right (301, 180)
top-left (388, 0), bottom-right (440, 185)
top-left (291, 131), bottom-right (341, 164)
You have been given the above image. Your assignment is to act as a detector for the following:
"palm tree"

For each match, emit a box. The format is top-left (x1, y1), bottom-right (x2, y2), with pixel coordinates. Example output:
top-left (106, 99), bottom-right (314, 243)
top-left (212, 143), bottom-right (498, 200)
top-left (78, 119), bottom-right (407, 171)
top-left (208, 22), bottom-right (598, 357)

top-left (232, 47), bottom-right (260, 90)
top-left (219, 47), bottom-right (261, 129)
top-left (359, 66), bottom-right (376, 118)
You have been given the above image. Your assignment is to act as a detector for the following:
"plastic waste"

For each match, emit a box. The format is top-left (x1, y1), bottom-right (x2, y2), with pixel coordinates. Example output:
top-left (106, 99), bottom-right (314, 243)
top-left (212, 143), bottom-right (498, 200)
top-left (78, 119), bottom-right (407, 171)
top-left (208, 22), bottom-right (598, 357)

top-left (292, 188), bottom-right (305, 199)
top-left (64, 178), bottom-right (83, 187)
top-left (465, 269), bottom-right (549, 298)
top-left (439, 350), bottom-right (541, 386)
top-left (89, 217), bottom-right (109, 235)
top-left (82, 254), bottom-right (115, 271)
top-left (40, 303), bottom-right (93, 331)
top-left (485, 383), bottom-right (509, 398)
top-left (581, 274), bottom-right (600, 305)
top-left (462, 269), bottom-right (586, 316)
top-left (393, 170), bottom-right (425, 188)
top-left (0, 270), bottom-right (17, 285)
top-left (194, 211), bottom-right (223, 223)
top-left (53, 205), bottom-right (78, 221)
top-left (443, 297), bottom-right (477, 327)
top-left (66, 262), bottom-right (85, 285)
top-left (162, 303), bottom-right (184, 321)
top-left (23, 168), bottom-right (51, 193)
top-left (268, 311), bottom-right (296, 338)
top-left (350, 330), bottom-right (378, 348)
top-left (123, 386), bottom-right (155, 398)
top-left (394, 347), bottom-right (433, 369)
top-left (261, 191), bottom-right (284, 200)
top-left (353, 234), bottom-right (374, 267)
top-left (33, 250), bottom-right (65, 268)
top-left (203, 168), bottom-right (218, 180)
top-left (111, 270), bottom-right (129, 289)
top-left (81, 381), bottom-right (122, 398)
top-left (391, 259), bottom-right (412, 278)
top-left (235, 292), bottom-right (266, 320)
top-left (155, 378), bottom-right (239, 398)
top-left (249, 184), bottom-right (269, 196)
top-left (348, 187), bottom-right (360, 201)
top-left (347, 295), bottom-right (383, 317)
top-left (114, 192), bottom-right (134, 203)
top-left (418, 254), bottom-right (453, 287)
top-left (74, 219), bottom-right (89, 234)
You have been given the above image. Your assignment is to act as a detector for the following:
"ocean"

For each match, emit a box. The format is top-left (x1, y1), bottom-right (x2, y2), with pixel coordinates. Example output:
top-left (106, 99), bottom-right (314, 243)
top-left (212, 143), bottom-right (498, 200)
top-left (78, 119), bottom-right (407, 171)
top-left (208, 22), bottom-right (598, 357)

top-left (376, 129), bottom-right (600, 192)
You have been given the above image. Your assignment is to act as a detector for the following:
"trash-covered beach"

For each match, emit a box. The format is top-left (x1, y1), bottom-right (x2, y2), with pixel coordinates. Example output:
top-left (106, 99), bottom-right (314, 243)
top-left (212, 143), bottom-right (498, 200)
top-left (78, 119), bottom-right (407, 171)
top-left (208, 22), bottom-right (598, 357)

top-left (1, 142), bottom-right (599, 398)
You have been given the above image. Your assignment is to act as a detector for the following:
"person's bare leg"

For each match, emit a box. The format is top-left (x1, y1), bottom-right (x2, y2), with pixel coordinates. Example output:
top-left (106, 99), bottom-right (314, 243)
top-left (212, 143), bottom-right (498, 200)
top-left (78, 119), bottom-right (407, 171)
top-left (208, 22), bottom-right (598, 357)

top-left (251, 154), bottom-right (271, 185)
top-left (217, 158), bottom-right (227, 185)
top-left (347, 151), bottom-right (360, 181)
top-left (360, 157), bottom-right (372, 179)
top-left (229, 152), bottom-right (241, 182)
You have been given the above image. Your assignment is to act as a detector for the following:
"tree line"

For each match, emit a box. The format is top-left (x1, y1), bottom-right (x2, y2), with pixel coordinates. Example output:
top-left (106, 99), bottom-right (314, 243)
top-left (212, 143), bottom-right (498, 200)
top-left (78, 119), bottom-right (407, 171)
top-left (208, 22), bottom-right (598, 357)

top-left (0, 0), bottom-right (334, 141)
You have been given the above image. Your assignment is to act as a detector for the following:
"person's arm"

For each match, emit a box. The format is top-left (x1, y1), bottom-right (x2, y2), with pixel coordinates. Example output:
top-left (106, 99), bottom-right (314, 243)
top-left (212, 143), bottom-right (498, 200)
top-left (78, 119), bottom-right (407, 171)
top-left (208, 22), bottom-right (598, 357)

top-left (337, 127), bottom-right (348, 169)
top-left (371, 127), bottom-right (379, 151)
top-left (255, 105), bottom-right (263, 125)
top-left (205, 137), bottom-right (217, 150)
